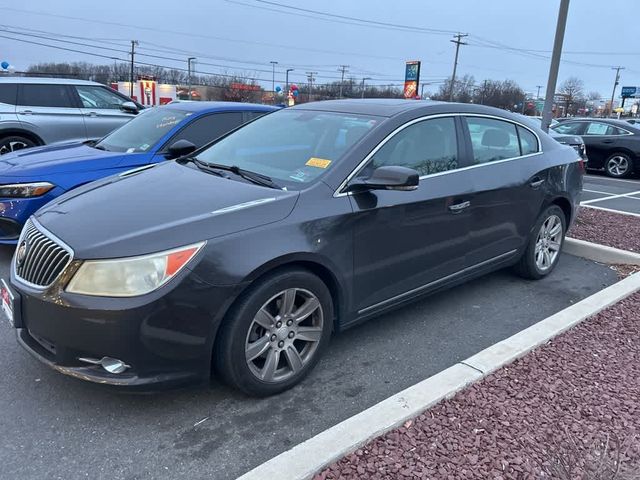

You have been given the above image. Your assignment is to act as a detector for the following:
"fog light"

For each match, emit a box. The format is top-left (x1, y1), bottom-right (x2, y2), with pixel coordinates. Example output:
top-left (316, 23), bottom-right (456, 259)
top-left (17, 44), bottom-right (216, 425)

top-left (78, 356), bottom-right (131, 374)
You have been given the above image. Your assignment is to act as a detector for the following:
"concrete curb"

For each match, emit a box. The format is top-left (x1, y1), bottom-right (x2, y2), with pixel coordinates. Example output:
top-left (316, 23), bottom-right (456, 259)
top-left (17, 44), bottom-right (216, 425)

top-left (238, 273), bottom-right (640, 480)
top-left (564, 237), bottom-right (640, 266)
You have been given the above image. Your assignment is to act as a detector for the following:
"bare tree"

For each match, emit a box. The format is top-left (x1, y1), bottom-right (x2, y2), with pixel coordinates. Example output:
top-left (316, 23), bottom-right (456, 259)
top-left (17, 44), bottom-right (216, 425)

top-left (559, 77), bottom-right (585, 116)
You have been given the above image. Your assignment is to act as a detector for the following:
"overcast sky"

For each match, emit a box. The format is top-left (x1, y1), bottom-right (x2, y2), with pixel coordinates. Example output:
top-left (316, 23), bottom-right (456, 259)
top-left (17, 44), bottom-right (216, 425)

top-left (0, 0), bottom-right (636, 98)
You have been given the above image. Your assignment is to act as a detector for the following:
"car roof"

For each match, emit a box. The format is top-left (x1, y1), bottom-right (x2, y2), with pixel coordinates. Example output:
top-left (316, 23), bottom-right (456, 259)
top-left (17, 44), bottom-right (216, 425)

top-left (558, 117), bottom-right (640, 130)
top-left (160, 101), bottom-right (278, 113)
top-left (0, 76), bottom-right (106, 86)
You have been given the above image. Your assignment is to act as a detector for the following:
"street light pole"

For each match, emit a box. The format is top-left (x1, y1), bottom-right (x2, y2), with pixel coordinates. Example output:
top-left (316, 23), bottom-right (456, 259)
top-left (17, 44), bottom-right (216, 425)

top-left (541, 0), bottom-right (570, 133)
top-left (609, 66), bottom-right (624, 117)
top-left (361, 77), bottom-right (371, 98)
top-left (270, 61), bottom-right (278, 94)
top-left (285, 68), bottom-right (294, 93)
top-left (536, 85), bottom-right (543, 99)
top-left (187, 57), bottom-right (196, 101)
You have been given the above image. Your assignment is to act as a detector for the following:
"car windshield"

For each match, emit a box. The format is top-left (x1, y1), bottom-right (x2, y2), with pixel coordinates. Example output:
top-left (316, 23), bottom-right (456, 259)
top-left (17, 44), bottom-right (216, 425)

top-left (95, 108), bottom-right (190, 153)
top-left (194, 109), bottom-right (380, 187)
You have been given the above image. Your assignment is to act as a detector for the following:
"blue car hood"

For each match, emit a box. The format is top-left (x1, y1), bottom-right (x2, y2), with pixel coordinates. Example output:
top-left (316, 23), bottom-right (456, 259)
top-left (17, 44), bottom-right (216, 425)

top-left (0, 142), bottom-right (135, 177)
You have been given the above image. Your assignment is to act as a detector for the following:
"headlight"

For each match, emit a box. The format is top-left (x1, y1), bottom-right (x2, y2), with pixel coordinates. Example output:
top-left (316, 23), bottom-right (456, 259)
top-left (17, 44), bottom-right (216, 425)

top-left (0, 182), bottom-right (55, 198)
top-left (66, 242), bottom-right (205, 297)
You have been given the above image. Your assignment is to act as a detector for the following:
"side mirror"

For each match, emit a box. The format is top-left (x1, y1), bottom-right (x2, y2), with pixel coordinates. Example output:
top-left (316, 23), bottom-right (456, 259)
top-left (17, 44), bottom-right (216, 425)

top-left (345, 166), bottom-right (419, 193)
top-left (166, 139), bottom-right (197, 159)
top-left (121, 101), bottom-right (139, 114)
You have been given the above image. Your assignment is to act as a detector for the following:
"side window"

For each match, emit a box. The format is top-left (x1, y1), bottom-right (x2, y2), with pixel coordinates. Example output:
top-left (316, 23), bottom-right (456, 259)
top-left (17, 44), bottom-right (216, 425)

top-left (245, 110), bottom-right (269, 122)
top-left (584, 122), bottom-right (612, 135)
top-left (553, 122), bottom-right (584, 135)
top-left (75, 85), bottom-right (127, 110)
top-left (168, 112), bottom-right (244, 148)
top-left (607, 126), bottom-right (628, 136)
top-left (17, 84), bottom-right (75, 108)
top-left (0, 83), bottom-right (17, 105)
top-left (517, 126), bottom-right (539, 155)
top-left (466, 117), bottom-right (520, 164)
top-left (369, 117), bottom-right (458, 176)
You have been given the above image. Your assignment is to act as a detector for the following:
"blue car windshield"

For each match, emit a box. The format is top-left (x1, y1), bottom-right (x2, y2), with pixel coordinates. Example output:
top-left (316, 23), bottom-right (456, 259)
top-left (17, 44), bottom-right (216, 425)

top-left (95, 108), bottom-right (190, 153)
top-left (195, 109), bottom-right (380, 186)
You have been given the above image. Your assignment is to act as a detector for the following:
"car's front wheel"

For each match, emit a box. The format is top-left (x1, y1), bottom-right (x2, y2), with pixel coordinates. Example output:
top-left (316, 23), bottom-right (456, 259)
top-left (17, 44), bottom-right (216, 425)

top-left (214, 268), bottom-right (332, 396)
top-left (605, 152), bottom-right (633, 178)
top-left (0, 135), bottom-right (36, 155)
top-left (514, 205), bottom-right (566, 280)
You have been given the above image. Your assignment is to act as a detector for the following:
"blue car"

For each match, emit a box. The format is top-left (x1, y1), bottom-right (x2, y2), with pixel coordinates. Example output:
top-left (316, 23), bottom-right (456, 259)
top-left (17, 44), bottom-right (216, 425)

top-left (0, 101), bottom-right (277, 243)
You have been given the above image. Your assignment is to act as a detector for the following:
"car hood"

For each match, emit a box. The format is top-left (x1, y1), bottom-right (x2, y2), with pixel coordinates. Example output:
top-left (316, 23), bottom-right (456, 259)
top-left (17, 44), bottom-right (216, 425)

top-left (0, 142), bottom-right (131, 177)
top-left (35, 161), bottom-right (300, 259)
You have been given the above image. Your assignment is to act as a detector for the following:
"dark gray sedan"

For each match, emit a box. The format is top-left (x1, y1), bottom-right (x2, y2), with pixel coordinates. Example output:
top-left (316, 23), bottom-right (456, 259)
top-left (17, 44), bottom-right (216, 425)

top-left (3, 99), bottom-right (583, 396)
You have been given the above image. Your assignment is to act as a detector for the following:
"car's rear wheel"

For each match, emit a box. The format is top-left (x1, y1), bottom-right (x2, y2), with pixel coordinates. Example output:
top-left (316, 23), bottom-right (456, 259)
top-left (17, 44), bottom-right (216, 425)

top-left (0, 135), bottom-right (36, 155)
top-left (605, 152), bottom-right (633, 178)
top-left (514, 205), bottom-right (566, 280)
top-left (214, 268), bottom-right (332, 396)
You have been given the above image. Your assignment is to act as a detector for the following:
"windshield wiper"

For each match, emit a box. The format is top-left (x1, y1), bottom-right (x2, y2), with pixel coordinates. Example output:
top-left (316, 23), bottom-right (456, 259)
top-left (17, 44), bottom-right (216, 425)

top-left (93, 144), bottom-right (108, 151)
top-left (179, 157), bottom-right (281, 189)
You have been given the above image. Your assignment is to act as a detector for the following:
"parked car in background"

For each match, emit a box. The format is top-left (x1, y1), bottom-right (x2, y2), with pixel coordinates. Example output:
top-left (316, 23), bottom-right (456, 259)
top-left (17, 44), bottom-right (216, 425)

top-left (0, 101), bottom-right (276, 242)
top-left (0, 77), bottom-right (144, 155)
top-left (517, 114), bottom-right (587, 165)
top-left (3, 100), bottom-right (583, 396)
top-left (552, 118), bottom-right (640, 177)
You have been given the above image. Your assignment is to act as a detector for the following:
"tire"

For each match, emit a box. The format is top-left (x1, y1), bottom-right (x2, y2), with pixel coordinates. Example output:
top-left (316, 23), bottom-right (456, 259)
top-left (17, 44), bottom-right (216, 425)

top-left (0, 135), bottom-right (36, 155)
top-left (214, 267), bottom-right (333, 397)
top-left (514, 205), bottom-right (566, 280)
top-left (605, 152), bottom-right (633, 178)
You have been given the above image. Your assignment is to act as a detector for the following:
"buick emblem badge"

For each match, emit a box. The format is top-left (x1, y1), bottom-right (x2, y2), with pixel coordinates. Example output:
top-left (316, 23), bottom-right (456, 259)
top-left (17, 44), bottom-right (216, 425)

top-left (16, 241), bottom-right (28, 267)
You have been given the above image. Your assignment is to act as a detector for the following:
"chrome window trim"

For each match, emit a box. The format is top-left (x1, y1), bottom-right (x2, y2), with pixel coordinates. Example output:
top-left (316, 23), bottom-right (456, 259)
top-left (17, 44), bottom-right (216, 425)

top-left (334, 112), bottom-right (543, 198)
top-left (12, 216), bottom-right (75, 291)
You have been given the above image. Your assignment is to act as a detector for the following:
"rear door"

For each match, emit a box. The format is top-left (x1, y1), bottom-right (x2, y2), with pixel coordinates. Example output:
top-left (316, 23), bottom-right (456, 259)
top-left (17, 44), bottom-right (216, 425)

top-left (580, 121), bottom-right (630, 170)
top-left (462, 116), bottom-right (547, 267)
top-left (16, 83), bottom-right (87, 144)
top-left (73, 85), bottom-right (138, 139)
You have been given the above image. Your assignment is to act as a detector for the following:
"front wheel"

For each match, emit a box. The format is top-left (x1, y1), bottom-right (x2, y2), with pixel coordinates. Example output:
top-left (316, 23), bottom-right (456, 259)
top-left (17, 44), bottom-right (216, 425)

top-left (605, 152), bottom-right (633, 178)
top-left (214, 268), bottom-right (332, 396)
top-left (514, 205), bottom-right (566, 280)
top-left (0, 135), bottom-right (36, 155)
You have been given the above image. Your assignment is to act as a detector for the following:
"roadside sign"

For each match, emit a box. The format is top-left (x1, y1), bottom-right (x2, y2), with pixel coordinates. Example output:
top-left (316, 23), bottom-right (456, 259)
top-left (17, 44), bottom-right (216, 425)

top-left (621, 86), bottom-right (640, 98)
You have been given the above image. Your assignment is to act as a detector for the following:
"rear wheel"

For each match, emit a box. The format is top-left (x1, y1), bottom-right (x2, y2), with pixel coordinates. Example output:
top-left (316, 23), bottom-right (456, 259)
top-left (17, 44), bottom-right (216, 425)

top-left (605, 152), bottom-right (633, 178)
top-left (514, 205), bottom-right (566, 280)
top-left (0, 135), bottom-right (36, 155)
top-left (214, 268), bottom-right (332, 396)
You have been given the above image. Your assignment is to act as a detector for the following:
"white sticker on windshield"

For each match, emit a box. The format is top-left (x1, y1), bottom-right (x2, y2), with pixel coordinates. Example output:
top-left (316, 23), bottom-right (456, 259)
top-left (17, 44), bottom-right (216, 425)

top-left (126, 148), bottom-right (136, 153)
top-left (139, 144), bottom-right (150, 151)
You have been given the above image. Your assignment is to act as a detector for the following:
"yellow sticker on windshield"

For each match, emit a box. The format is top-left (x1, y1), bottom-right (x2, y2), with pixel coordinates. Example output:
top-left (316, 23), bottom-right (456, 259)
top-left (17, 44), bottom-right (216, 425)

top-left (306, 157), bottom-right (332, 169)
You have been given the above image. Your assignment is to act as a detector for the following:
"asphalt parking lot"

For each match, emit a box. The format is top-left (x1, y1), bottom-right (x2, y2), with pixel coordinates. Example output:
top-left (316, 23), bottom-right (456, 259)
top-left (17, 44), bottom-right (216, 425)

top-left (582, 173), bottom-right (640, 215)
top-left (0, 246), bottom-right (618, 480)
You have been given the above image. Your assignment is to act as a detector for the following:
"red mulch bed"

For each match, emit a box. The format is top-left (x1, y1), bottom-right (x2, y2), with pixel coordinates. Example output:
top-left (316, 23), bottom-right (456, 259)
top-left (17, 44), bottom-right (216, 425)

top-left (570, 208), bottom-right (640, 253)
top-left (315, 292), bottom-right (640, 479)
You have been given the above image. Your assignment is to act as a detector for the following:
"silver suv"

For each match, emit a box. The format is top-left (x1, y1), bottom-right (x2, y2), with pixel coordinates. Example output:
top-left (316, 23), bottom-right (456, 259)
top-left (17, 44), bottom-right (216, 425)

top-left (0, 77), bottom-right (142, 154)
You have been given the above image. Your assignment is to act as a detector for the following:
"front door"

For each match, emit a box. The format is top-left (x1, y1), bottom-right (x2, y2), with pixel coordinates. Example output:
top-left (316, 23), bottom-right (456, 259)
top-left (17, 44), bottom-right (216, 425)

top-left (580, 121), bottom-right (630, 173)
top-left (73, 85), bottom-right (137, 140)
top-left (348, 116), bottom-right (473, 314)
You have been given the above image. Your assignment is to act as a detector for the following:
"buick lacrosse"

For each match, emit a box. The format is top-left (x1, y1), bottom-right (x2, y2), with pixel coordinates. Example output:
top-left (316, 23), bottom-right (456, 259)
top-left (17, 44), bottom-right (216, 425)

top-left (3, 100), bottom-right (583, 396)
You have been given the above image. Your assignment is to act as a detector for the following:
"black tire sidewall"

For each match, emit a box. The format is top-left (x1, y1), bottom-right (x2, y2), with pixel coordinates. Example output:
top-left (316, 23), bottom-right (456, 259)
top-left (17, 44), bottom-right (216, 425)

top-left (215, 268), bottom-right (333, 397)
top-left (522, 205), bottom-right (566, 279)
top-left (0, 135), bottom-right (36, 154)
top-left (605, 153), bottom-right (633, 178)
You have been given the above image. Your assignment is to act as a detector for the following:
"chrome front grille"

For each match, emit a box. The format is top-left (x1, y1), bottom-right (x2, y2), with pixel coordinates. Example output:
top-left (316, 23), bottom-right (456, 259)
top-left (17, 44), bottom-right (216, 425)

top-left (15, 220), bottom-right (72, 288)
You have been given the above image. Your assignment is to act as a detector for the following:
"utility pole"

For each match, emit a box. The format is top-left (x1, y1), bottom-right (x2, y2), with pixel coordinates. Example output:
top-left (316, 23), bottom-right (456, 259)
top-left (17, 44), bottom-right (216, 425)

top-left (306, 71), bottom-right (317, 102)
top-left (270, 61), bottom-right (278, 94)
top-left (536, 85), bottom-right (543, 99)
top-left (361, 76), bottom-right (371, 98)
top-left (609, 66), bottom-right (624, 117)
top-left (285, 68), bottom-right (294, 93)
top-left (338, 65), bottom-right (349, 98)
top-left (187, 57), bottom-right (196, 101)
top-left (129, 40), bottom-right (138, 98)
top-left (448, 33), bottom-right (468, 102)
top-left (541, 0), bottom-right (570, 132)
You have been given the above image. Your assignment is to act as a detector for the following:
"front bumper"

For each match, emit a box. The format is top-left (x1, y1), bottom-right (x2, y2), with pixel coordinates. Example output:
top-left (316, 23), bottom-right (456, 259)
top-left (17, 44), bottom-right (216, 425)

top-left (10, 267), bottom-right (243, 391)
top-left (0, 192), bottom-right (60, 243)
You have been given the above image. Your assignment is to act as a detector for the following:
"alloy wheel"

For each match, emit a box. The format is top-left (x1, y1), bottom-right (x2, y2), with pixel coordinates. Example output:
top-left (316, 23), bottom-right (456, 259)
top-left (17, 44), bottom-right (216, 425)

top-left (534, 214), bottom-right (563, 272)
top-left (0, 140), bottom-right (29, 155)
top-left (244, 288), bottom-right (324, 383)
top-left (607, 155), bottom-right (629, 177)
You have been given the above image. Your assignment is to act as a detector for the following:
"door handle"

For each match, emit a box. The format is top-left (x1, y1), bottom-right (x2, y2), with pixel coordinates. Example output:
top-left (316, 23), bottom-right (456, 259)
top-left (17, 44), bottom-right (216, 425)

top-left (530, 177), bottom-right (545, 188)
top-left (84, 112), bottom-right (98, 117)
top-left (602, 139), bottom-right (614, 144)
top-left (18, 110), bottom-right (33, 115)
top-left (448, 200), bottom-right (470, 213)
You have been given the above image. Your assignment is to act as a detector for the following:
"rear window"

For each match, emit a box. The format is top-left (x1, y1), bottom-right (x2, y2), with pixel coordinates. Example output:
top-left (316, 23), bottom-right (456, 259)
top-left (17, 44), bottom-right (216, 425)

top-left (18, 84), bottom-right (75, 108)
top-left (0, 83), bottom-right (17, 105)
